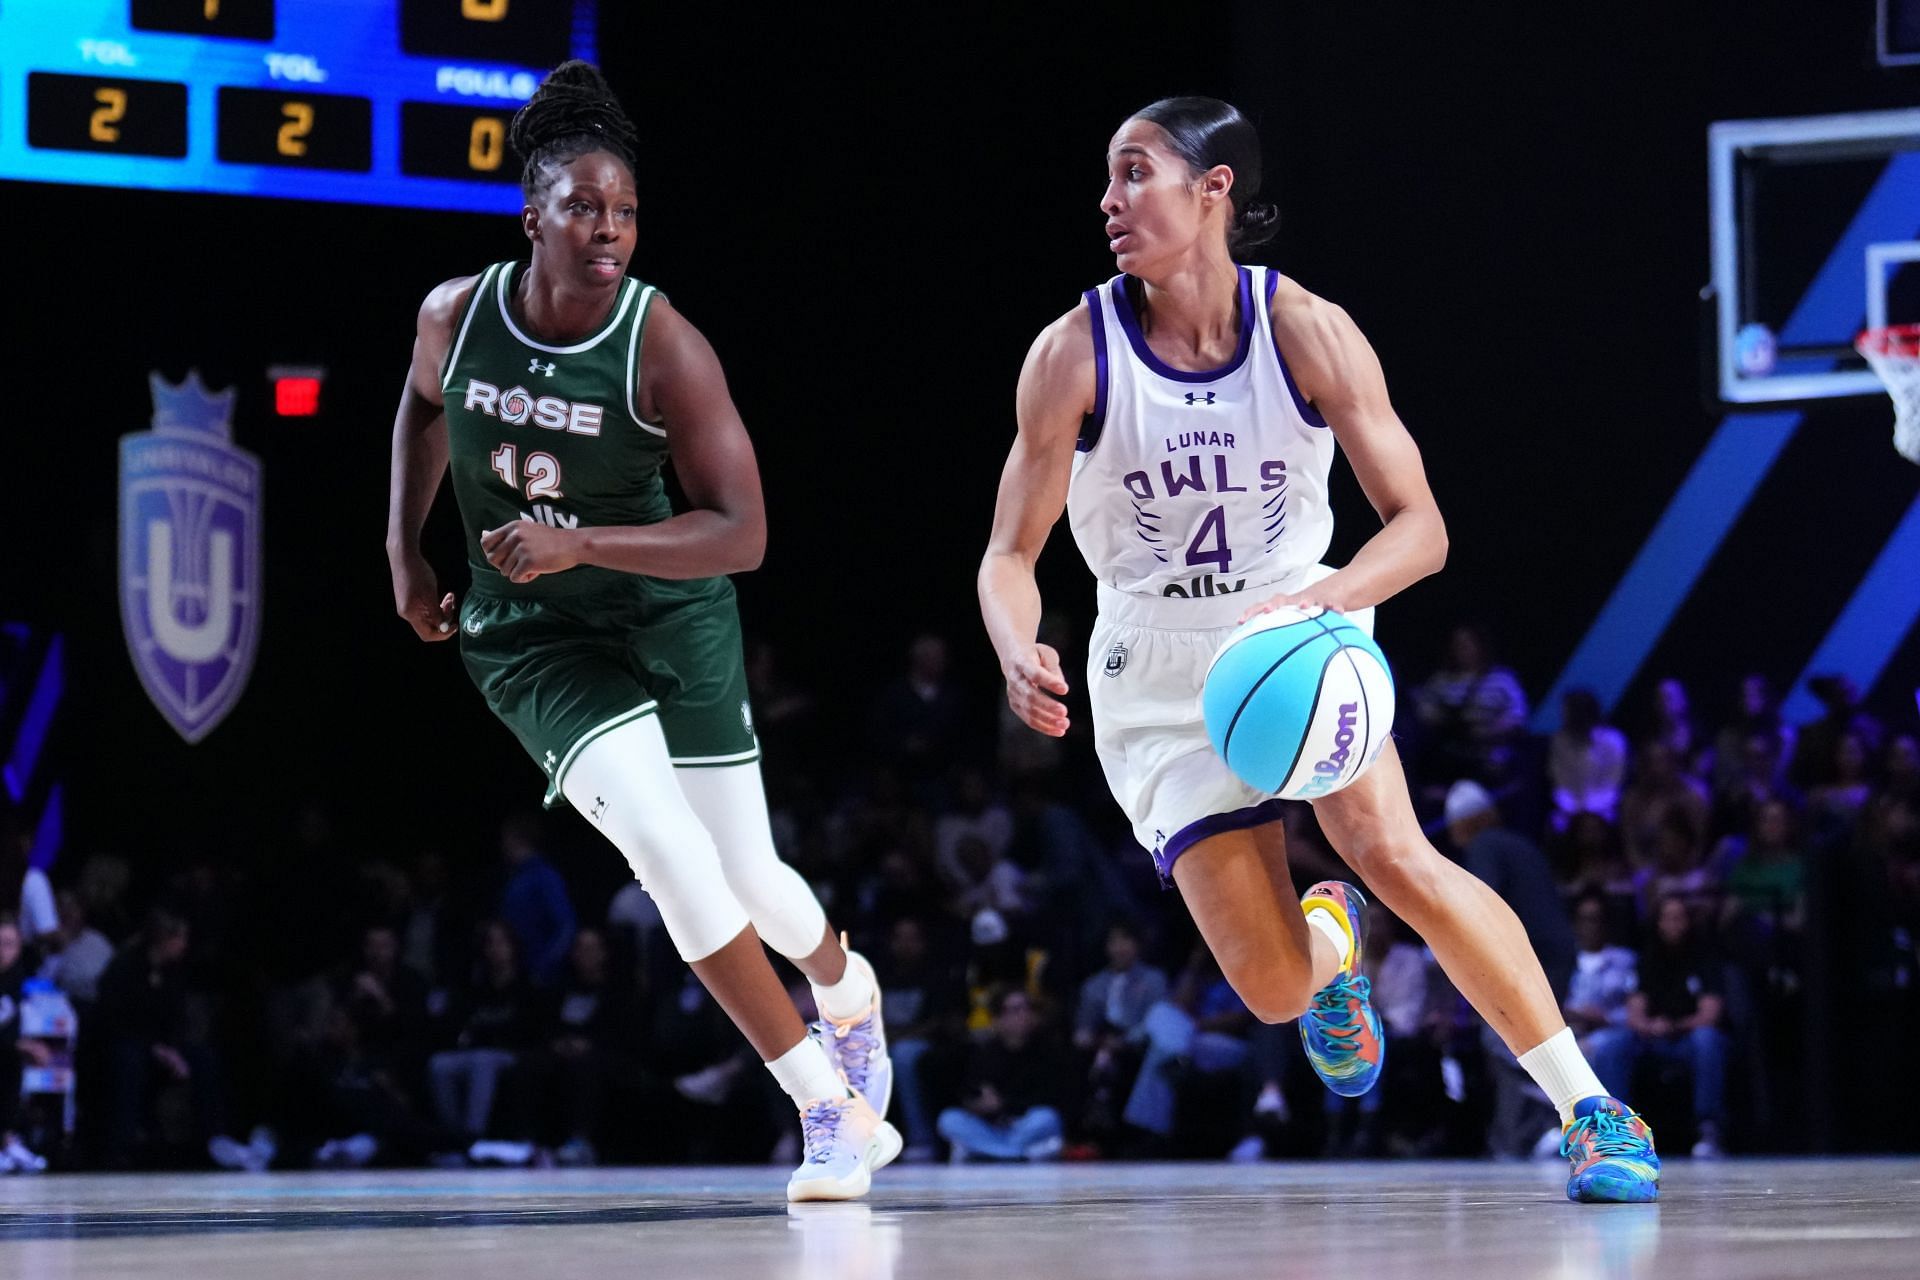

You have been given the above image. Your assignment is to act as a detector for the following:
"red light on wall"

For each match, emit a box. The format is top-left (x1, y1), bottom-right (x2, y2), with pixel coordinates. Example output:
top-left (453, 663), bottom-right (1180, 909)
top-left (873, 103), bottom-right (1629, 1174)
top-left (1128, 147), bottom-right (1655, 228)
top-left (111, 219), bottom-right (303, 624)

top-left (274, 377), bottom-right (322, 416)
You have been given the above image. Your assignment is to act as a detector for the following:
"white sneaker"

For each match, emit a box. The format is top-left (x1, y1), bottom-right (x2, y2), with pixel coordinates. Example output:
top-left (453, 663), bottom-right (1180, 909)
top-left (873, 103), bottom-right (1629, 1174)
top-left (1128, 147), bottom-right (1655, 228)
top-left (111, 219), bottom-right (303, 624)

top-left (208, 1134), bottom-right (262, 1172)
top-left (786, 1091), bottom-right (902, 1203)
top-left (1227, 1134), bottom-right (1266, 1163)
top-left (468, 1140), bottom-right (535, 1167)
top-left (1024, 1133), bottom-right (1064, 1161)
top-left (1253, 1083), bottom-right (1289, 1120)
top-left (1, 1136), bottom-right (43, 1174)
top-left (674, 1060), bottom-right (738, 1106)
top-left (813, 947), bottom-right (892, 1119)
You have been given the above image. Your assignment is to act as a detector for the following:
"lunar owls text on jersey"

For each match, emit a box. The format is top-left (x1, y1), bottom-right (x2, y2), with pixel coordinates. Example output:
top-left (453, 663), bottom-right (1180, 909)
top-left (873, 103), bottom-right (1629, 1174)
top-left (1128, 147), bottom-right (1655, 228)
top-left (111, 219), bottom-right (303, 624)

top-left (1066, 265), bottom-right (1335, 601)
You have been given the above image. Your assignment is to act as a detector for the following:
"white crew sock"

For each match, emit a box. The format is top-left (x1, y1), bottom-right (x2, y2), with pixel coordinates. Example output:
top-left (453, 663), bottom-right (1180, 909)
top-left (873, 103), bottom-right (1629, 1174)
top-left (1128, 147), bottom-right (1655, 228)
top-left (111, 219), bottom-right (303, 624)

top-left (1304, 907), bottom-right (1353, 971)
top-left (811, 947), bottom-right (876, 1023)
top-left (766, 1036), bottom-right (849, 1108)
top-left (1517, 1026), bottom-right (1609, 1126)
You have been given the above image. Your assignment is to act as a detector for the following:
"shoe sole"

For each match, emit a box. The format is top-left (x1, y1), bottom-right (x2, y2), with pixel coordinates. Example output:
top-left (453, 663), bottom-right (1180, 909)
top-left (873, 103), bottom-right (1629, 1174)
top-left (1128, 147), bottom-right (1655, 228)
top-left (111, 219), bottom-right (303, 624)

top-left (787, 1121), bottom-right (904, 1203)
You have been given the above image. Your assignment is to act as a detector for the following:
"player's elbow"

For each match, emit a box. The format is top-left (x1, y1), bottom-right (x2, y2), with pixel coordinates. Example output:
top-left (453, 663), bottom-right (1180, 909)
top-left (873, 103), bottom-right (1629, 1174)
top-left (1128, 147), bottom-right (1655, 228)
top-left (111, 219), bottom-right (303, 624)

top-left (732, 518), bottom-right (767, 573)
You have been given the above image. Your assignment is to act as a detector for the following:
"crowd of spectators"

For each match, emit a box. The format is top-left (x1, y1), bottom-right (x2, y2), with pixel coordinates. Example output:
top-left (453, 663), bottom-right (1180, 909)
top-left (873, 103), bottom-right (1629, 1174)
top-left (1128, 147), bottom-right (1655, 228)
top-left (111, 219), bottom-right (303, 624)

top-left (0, 625), bottom-right (1915, 1172)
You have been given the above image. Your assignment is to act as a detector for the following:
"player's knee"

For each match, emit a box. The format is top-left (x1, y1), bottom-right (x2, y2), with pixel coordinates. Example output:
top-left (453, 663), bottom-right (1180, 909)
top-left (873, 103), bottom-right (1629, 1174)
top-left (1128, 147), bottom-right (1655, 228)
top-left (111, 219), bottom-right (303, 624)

top-left (1348, 839), bottom-right (1445, 914)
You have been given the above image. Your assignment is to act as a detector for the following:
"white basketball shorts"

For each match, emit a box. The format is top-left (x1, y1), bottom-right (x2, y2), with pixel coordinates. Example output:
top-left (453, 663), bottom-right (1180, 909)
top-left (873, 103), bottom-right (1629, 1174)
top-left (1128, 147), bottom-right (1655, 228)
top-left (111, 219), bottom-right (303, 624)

top-left (1086, 565), bottom-right (1376, 880)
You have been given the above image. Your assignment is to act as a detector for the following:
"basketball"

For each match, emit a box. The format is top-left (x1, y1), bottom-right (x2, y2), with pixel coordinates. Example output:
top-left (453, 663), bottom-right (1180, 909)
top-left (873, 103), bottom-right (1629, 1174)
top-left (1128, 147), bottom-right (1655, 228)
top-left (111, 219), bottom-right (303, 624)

top-left (1201, 607), bottom-right (1395, 800)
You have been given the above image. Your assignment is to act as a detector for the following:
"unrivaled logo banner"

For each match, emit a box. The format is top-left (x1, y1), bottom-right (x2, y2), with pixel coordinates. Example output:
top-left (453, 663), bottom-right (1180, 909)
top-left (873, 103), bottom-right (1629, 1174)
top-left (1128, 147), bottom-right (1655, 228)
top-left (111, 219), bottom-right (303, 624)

top-left (118, 371), bottom-right (261, 744)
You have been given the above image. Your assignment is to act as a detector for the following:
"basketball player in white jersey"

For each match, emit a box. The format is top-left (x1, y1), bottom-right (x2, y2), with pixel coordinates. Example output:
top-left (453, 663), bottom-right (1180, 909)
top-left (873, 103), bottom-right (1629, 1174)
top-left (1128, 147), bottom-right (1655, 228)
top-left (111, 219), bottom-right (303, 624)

top-left (979, 97), bottom-right (1659, 1202)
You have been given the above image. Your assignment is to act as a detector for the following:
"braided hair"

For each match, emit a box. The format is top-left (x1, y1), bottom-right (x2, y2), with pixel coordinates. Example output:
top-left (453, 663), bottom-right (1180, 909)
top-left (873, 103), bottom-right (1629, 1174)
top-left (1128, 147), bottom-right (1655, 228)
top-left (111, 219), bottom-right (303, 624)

top-left (509, 60), bottom-right (639, 196)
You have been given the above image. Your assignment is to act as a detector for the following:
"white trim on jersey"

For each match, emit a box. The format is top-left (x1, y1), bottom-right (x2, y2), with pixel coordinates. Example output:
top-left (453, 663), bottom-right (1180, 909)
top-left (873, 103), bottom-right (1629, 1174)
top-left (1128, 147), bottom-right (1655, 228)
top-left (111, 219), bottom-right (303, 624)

top-left (669, 747), bottom-right (763, 767)
top-left (625, 284), bottom-right (667, 436)
top-left (439, 262), bottom-right (500, 394)
top-left (547, 700), bottom-right (660, 805)
top-left (496, 264), bottom-right (636, 354)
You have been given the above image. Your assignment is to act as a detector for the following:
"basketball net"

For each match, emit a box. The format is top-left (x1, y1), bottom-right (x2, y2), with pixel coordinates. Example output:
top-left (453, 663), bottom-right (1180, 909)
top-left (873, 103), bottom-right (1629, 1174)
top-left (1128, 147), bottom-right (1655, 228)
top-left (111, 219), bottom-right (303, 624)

top-left (1855, 324), bottom-right (1920, 465)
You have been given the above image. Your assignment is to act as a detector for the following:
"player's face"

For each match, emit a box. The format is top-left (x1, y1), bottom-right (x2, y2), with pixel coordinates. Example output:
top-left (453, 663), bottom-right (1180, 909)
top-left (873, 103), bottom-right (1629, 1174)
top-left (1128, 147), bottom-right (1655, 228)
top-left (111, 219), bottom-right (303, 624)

top-left (528, 152), bottom-right (638, 290)
top-left (1102, 120), bottom-right (1208, 274)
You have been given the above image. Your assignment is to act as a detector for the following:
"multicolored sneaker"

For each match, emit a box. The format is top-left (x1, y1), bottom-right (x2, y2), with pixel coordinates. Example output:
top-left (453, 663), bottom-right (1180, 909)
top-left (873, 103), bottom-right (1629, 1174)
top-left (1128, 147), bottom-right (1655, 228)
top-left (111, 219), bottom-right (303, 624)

top-left (786, 1091), bottom-right (903, 1203)
top-left (1298, 881), bottom-right (1385, 1098)
top-left (812, 944), bottom-right (892, 1119)
top-left (1561, 1096), bottom-right (1661, 1203)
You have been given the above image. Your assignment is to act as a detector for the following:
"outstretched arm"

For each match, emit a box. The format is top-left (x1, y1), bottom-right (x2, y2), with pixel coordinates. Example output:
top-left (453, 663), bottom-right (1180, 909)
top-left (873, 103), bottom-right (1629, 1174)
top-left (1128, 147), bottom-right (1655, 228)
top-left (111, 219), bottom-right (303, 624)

top-left (479, 299), bottom-right (766, 583)
top-left (1244, 285), bottom-right (1448, 619)
top-left (978, 307), bottom-right (1095, 738)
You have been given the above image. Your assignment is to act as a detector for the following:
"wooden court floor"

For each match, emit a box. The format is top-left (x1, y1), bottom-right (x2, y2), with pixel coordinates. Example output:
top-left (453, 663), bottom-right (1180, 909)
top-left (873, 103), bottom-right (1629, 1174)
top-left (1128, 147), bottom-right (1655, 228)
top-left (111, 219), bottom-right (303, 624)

top-left (0, 1158), bottom-right (1914, 1278)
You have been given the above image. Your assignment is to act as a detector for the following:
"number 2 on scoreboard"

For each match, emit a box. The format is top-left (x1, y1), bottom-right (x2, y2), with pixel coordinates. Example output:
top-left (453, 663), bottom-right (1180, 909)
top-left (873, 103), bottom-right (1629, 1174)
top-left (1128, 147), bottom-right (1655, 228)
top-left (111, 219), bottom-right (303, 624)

top-left (278, 102), bottom-right (314, 158)
top-left (90, 88), bottom-right (127, 144)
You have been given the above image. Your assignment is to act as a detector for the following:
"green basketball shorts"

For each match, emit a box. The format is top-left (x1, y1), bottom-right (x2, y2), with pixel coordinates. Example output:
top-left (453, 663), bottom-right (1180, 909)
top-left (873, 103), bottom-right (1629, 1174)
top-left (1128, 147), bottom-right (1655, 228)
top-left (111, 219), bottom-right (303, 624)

top-left (457, 573), bottom-right (760, 807)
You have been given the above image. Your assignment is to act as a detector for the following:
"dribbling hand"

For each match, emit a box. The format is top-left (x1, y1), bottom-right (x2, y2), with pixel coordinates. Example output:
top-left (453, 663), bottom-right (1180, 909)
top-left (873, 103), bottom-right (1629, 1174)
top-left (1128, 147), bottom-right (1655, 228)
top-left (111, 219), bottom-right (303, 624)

top-left (1005, 642), bottom-right (1070, 737)
top-left (391, 550), bottom-right (457, 642)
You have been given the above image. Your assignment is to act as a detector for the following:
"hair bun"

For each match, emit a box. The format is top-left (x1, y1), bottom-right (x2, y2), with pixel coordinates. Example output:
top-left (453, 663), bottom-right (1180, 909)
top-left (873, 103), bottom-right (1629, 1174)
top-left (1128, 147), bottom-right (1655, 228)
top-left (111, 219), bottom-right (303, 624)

top-left (1234, 200), bottom-right (1280, 250)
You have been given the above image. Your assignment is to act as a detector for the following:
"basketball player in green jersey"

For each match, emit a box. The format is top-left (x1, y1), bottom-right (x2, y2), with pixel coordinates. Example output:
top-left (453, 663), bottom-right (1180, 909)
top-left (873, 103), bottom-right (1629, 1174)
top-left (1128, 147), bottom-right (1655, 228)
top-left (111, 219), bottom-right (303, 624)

top-left (384, 62), bottom-right (898, 1201)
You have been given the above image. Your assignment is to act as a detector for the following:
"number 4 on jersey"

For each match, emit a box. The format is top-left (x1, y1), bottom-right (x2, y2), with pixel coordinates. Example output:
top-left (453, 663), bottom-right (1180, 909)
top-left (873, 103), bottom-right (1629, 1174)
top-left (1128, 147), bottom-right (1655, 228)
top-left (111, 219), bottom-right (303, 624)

top-left (1184, 505), bottom-right (1232, 574)
top-left (490, 443), bottom-right (563, 499)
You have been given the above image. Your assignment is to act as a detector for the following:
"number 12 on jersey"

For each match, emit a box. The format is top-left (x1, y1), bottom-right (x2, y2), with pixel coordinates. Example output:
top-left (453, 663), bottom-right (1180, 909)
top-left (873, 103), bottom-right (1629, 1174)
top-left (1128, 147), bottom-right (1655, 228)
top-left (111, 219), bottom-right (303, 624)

top-left (1184, 505), bottom-right (1232, 574)
top-left (490, 443), bottom-right (563, 499)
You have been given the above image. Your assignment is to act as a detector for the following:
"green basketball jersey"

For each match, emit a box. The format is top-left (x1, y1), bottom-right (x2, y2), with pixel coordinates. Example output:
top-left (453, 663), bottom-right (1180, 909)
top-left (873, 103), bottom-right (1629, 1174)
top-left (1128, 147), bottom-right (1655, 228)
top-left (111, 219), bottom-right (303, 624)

top-left (440, 260), bottom-right (670, 597)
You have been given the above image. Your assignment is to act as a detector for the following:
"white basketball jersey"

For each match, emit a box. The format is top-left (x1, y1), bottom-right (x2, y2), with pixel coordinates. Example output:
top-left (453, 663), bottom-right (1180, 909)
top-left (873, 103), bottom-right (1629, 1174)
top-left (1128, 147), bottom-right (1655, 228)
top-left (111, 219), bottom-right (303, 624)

top-left (1067, 265), bottom-right (1335, 603)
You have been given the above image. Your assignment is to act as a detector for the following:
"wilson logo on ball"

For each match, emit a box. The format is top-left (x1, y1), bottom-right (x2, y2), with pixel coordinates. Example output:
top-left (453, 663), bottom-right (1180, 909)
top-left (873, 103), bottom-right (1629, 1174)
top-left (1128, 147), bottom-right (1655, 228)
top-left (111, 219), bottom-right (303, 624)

top-left (1296, 703), bottom-right (1360, 799)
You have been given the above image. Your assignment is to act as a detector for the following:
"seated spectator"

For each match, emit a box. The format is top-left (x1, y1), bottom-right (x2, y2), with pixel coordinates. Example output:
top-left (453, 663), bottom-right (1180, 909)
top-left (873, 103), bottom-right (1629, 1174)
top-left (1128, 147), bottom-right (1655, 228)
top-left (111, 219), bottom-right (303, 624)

top-left (0, 814), bottom-right (56, 949)
top-left (1718, 799), bottom-right (1808, 939)
top-left (1412, 624), bottom-right (1529, 794)
top-left (1807, 732), bottom-right (1875, 832)
top-left (869, 633), bottom-right (969, 790)
top-left (1647, 677), bottom-right (1702, 773)
top-left (1588, 895), bottom-right (1729, 1158)
top-left (1619, 741), bottom-right (1710, 869)
top-left (1549, 689), bottom-right (1629, 830)
top-left (337, 924), bottom-right (432, 1085)
top-left (36, 889), bottom-right (115, 1007)
top-left (496, 816), bottom-right (577, 988)
top-left (300, 1003), bottom-right (460, 1170)
top-left (877, 916), bottom-right (969, 1162)
top-left (1074, 919), bottom-right (1168, 1051)
top-left (1789, 674), bottom-right (1881, 791)
top-left (1635, 809), bottom-right (1721, 926)
top-left (428, 920), bottom-right (539, 1145)
top-left (1706, 674), bottom-right (1795, 800)
top-left (934, 767), bottom-right (1014, 889)
top-left (1074, 920), bottom-right (1168, 1144)
top-left (1563, 894), bottom-right (1637, 1051)
top-left (949, 836), bottom-right (1030, 926)
top-left (938, 986), bottom-right (1067, 1161)
top-left (1709, 728), bottom-right (1802, 844)
top-left (1557, 813), bottom-right (1637, 931)
top-left (0, 915), bottom-right (48, 1171)
top-left (505, 927), bottom-right (643, 1166)
top-left (93, 909), bottom-right (241, 1169)
top-left (1120, 944), bottom-right (1254, 1153)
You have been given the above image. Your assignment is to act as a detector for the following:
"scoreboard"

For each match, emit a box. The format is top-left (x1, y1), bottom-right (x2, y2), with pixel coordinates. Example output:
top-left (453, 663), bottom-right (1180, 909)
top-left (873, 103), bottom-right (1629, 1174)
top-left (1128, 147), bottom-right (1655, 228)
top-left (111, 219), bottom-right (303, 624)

top-left (0, 0), bottom-right (599, 213)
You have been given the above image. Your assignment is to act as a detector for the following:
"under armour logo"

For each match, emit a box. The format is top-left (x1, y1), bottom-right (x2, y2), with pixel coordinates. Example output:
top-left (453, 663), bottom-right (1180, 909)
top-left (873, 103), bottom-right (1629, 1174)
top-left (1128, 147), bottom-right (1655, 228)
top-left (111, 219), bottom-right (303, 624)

top-left (529, 359), bottom-right (555, 377)
top-left (543, 750), bottom-right (557, 774)
top-left (1184, 391), bottom-right (1216, 406)
top-left (590, 796), bottom-right (608, 821)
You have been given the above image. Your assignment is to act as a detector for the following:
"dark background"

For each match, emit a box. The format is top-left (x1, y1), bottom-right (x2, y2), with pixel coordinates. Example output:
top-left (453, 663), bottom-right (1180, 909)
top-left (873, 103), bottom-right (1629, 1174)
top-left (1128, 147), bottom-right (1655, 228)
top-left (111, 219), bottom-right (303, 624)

top-left (4, 0), bottom-right (1917, 869)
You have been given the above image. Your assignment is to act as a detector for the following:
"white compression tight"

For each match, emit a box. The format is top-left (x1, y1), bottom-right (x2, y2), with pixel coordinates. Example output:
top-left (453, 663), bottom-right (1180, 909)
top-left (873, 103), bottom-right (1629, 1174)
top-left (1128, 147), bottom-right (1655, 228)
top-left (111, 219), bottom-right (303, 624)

top-left (559, 714), bottom-right (826, 964)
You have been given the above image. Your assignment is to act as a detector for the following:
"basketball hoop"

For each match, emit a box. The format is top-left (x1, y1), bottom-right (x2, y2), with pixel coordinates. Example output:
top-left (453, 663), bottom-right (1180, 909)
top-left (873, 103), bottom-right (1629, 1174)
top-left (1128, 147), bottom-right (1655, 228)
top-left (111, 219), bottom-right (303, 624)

top-left (1855, 324), bottom-right (1920, 464)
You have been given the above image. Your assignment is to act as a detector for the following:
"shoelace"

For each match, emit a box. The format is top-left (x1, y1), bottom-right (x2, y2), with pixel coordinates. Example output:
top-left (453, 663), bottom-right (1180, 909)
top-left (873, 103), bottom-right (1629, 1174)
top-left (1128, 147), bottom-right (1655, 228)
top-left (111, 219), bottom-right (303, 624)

top-left (800, 1098), bottom-right (847, 1165)
top-left (812, 1016), bottom-right (879, 1093)
top-left (1307, 973), bottom-right (1372, 1065)
top-left (1560, 1108), bottom-right (1649, 1161)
